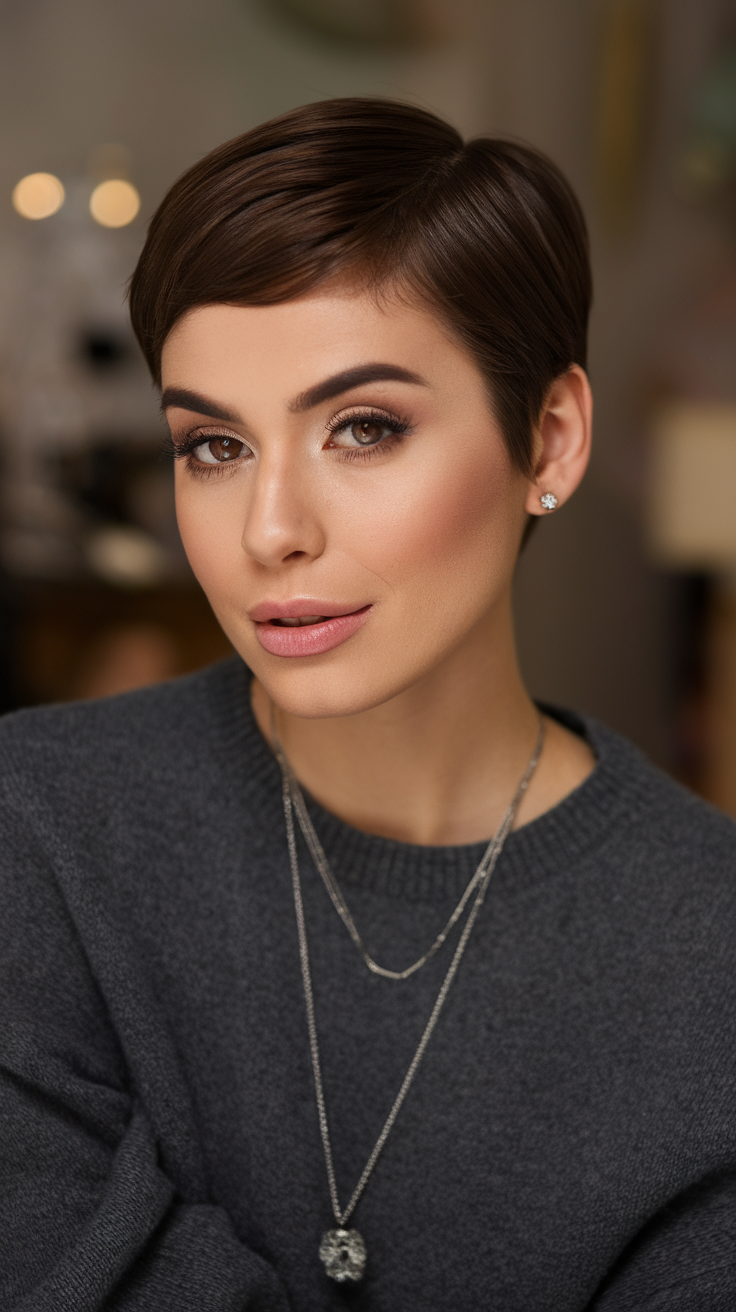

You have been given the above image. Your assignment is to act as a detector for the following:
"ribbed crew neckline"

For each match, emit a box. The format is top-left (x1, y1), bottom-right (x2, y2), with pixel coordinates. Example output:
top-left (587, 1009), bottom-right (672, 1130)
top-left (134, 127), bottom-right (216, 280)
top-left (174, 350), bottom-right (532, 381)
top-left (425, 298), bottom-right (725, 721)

top-left (208, 658), bottom-right (656, 903)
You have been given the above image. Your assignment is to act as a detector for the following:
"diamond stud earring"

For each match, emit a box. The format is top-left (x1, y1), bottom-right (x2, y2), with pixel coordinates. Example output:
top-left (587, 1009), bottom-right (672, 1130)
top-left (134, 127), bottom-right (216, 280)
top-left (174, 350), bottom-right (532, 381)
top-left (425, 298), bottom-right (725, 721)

top-left (540, 492), bottom-right (558, 511)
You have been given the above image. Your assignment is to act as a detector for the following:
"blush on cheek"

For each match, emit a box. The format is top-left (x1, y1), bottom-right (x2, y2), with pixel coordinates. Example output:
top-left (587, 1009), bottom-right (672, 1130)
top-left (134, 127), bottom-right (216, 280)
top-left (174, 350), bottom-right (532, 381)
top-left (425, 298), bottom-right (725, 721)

top-left (174, 488), bottom-right (203, 575)
top-left (174, 483), bottom-right (238, 597)
top-left (348, 441), bottom-right (516, 594)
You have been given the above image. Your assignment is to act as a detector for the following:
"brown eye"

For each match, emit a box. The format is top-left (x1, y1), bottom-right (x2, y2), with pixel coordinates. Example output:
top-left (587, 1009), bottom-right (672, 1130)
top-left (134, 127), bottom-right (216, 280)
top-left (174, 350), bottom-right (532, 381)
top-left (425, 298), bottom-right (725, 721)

top-left (350, 420), bottom-right (389, 446)
top-left (327, 411), bottom-right (406, 453)
top-left (210, 437), bottom-right (242, 461)
top-left (195, 436), bottom-right (249, 465)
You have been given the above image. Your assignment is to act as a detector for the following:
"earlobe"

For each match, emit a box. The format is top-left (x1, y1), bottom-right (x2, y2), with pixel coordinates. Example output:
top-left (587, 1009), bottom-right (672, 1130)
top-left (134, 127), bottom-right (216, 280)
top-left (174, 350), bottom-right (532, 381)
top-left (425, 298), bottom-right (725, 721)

top-left (524, 365), bottom-right (592, 517)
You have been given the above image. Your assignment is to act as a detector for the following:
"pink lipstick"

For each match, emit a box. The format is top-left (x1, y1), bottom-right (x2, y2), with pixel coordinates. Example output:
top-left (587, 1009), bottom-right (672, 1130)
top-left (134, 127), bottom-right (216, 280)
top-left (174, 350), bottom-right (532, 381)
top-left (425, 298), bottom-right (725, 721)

top-left (251, 601), bottom-right (371, 657)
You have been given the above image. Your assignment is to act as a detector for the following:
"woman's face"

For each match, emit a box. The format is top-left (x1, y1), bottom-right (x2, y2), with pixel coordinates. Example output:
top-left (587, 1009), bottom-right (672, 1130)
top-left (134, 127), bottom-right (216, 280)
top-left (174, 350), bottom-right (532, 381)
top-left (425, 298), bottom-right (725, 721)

top-left (162, 287), bottom-right (531, 718)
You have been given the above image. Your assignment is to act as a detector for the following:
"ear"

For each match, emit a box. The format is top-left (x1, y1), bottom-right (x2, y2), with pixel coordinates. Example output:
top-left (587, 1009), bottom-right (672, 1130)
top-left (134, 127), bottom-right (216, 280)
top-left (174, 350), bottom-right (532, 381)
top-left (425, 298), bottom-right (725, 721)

top-left (524, 365), bottom-right (592, 516)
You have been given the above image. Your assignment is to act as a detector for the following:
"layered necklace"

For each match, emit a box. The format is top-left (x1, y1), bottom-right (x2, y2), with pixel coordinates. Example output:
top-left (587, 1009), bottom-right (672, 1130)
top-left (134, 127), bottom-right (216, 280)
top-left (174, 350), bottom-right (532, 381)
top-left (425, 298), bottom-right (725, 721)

top-left (273, 713), bottom-right (545, 1284)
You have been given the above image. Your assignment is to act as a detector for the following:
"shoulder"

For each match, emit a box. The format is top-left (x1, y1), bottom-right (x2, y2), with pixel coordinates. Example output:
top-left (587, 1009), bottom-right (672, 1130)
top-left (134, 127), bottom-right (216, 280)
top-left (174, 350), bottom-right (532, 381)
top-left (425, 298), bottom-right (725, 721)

top-left (597, 717), bottom-right (735, 856)
top-left (0, 657), bottom-right (251, 798)
top-left (571, 713), bottom-right (736, 935)
top-left (0, 657), bottom-right (283, 945)
top-left (530, 706), bottom-right (736, 909)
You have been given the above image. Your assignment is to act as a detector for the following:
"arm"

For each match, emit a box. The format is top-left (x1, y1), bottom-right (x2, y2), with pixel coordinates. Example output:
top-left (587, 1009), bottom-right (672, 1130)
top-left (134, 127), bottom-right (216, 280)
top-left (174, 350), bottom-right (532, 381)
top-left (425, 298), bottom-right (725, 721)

top-left (589, 1172), bottom-right (736, 1312)
top-left (0, 808), bottom-right (290, 1312)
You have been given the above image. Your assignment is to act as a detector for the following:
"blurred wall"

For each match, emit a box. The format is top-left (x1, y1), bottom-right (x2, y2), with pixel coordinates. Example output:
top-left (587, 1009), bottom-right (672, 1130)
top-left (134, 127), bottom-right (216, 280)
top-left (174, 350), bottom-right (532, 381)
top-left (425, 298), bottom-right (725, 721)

top-left (505, 0), bottom-right (734, 766)
top-left (0, 0), bottom-right (732, 763)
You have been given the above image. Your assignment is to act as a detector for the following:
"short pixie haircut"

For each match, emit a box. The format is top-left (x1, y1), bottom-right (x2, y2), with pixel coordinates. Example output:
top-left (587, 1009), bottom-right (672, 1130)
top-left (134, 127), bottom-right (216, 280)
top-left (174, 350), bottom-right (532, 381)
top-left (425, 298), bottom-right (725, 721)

top-left (129, 97), bottom-right (591, 476)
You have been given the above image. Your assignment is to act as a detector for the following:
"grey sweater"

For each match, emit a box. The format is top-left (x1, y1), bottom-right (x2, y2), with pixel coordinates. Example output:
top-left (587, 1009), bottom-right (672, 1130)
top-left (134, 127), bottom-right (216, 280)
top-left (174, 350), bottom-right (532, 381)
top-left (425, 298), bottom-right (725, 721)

top-left (2, 657), bottom-right (736, 1312)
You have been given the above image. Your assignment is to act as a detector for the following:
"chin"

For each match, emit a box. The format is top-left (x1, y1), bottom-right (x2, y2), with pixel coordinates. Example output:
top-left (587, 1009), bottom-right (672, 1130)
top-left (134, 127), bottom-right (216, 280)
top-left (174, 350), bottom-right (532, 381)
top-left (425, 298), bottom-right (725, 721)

top-left (249, 655), bottom-right (406, 720)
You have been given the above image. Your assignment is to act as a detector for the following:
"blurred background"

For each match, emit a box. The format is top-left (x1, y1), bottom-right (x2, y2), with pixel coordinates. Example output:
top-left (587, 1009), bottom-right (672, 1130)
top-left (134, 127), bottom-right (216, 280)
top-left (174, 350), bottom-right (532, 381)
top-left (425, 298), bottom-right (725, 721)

top-left (2, 0), bottom-right (736, 814)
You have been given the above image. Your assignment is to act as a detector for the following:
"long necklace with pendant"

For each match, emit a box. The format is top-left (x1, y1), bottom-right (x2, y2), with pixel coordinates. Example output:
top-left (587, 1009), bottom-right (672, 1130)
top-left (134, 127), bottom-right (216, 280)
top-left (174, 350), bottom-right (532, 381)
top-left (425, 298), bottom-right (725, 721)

top-left (275, 718), bottom-right (544, 1284)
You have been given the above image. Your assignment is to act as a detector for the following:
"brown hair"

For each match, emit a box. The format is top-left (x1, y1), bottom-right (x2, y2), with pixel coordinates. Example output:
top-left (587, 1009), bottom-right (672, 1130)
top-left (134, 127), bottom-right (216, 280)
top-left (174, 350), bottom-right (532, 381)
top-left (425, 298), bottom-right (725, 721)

top-left (129, 97), bottom-right (591, 475)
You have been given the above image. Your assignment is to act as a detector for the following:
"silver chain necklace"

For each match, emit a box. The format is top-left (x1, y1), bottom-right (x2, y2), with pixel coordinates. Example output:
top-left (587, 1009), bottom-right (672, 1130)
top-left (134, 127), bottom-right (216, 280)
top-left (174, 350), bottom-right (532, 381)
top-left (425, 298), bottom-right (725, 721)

top-left (275, 717), bottom-right (544, 1284)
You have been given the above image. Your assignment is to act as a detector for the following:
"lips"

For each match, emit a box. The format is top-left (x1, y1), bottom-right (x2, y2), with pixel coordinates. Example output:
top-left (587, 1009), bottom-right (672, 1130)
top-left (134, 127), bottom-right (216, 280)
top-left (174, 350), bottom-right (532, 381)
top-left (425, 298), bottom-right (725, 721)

top-left (252, 602), bottom-right (371, 657)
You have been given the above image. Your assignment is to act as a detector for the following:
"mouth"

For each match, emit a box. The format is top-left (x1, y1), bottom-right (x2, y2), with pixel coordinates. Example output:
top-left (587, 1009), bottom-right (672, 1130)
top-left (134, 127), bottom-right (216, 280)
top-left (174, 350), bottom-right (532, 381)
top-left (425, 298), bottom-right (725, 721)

top-left (251, 603), bottom-right (371, 657)
top-left (271, 615), bottom-right (332, 628)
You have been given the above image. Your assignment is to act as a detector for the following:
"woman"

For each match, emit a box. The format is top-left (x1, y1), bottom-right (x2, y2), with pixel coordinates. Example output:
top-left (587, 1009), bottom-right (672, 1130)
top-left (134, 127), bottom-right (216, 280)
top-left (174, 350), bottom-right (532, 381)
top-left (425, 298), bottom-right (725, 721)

top-left (2, 99), bottom-right (736, 1312)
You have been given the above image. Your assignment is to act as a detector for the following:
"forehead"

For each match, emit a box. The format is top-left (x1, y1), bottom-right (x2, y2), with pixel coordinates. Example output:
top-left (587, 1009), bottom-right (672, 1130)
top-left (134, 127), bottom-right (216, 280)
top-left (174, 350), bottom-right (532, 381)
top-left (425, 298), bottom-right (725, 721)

top-left (160, 289), bottom-right (475, 399)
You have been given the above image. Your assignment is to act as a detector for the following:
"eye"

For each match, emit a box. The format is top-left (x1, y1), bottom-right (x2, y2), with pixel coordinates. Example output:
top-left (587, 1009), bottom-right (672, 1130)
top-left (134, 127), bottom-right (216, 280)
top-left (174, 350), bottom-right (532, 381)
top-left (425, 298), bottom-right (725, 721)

top-left (346, 419), bottom-right (392, 447)
top-left (335, 419), bottom-right (393, 448)
top-left (193, 436), bottom-right (250, 464)
top-left (327, 411), bottom-right (408, 451)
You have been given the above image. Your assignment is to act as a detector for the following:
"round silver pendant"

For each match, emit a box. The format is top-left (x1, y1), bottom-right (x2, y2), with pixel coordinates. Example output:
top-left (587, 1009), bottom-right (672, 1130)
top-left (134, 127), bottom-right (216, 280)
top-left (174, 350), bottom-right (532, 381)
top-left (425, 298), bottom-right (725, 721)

top-left (319, 1227), bottom-right (367, 1282)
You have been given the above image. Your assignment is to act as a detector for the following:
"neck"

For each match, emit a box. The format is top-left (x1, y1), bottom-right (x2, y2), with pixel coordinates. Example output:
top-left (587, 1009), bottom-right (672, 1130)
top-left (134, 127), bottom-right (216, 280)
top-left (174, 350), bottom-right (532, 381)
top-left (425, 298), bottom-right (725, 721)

top-left (253, 592), bottom-right (593, 846)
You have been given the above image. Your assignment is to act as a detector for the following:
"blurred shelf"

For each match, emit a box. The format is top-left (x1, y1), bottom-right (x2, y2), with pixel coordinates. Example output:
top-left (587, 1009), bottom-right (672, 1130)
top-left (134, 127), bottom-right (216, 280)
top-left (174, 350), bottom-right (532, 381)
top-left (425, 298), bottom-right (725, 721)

top-left (7, 579), bottom-right (233, 708)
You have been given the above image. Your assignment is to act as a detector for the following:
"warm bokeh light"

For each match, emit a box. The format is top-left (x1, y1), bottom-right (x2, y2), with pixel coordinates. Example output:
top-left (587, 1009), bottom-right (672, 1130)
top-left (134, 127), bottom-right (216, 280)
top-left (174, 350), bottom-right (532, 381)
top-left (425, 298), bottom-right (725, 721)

top-left (87, 142), bottom-right (133, 184)
top-left (12, 172), bottom-right (65, 220)
top-left (89, 178), bottom-right (140, 228)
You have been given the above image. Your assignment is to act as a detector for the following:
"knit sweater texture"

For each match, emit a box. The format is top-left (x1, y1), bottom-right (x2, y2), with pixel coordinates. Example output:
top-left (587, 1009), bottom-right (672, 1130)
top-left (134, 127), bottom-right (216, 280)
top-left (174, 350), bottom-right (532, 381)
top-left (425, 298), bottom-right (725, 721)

top-left (2, 657), bottom-right (736, 1312)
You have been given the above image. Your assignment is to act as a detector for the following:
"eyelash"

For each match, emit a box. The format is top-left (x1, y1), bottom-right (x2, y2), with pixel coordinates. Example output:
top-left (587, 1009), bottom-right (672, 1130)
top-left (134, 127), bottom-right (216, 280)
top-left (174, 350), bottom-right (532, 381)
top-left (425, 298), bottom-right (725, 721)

top-left (326, 408), bottom-right (411, 460)
top-left (163, 429), bottom-right (239, 457)
top-left (163, 407), bottom-right (411, 478)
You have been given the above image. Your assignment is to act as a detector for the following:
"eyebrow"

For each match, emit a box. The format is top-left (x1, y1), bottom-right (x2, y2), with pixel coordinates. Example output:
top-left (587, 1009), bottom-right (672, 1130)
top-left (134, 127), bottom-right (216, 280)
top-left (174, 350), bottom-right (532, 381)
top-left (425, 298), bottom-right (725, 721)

top-left (160, 387), bottom-right (238, 421)
top-left (289, 363), bottom-right (427, 412)
top-left (160, 363), bottom-right (427, 423)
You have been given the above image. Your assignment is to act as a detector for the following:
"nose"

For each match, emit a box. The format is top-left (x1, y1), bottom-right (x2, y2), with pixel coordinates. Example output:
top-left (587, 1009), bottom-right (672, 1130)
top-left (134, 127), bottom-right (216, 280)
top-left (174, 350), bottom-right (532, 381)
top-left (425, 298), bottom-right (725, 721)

top-left (240, 452), bottom-right (326, 568)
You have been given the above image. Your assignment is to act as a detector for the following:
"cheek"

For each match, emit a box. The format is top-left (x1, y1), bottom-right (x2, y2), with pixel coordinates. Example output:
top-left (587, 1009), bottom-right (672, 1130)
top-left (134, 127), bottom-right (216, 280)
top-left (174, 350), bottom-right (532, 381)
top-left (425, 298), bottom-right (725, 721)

top-left (339, 441), bottom-right (519, 600)
top-left (174, 475), bottom-right (242, 591)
